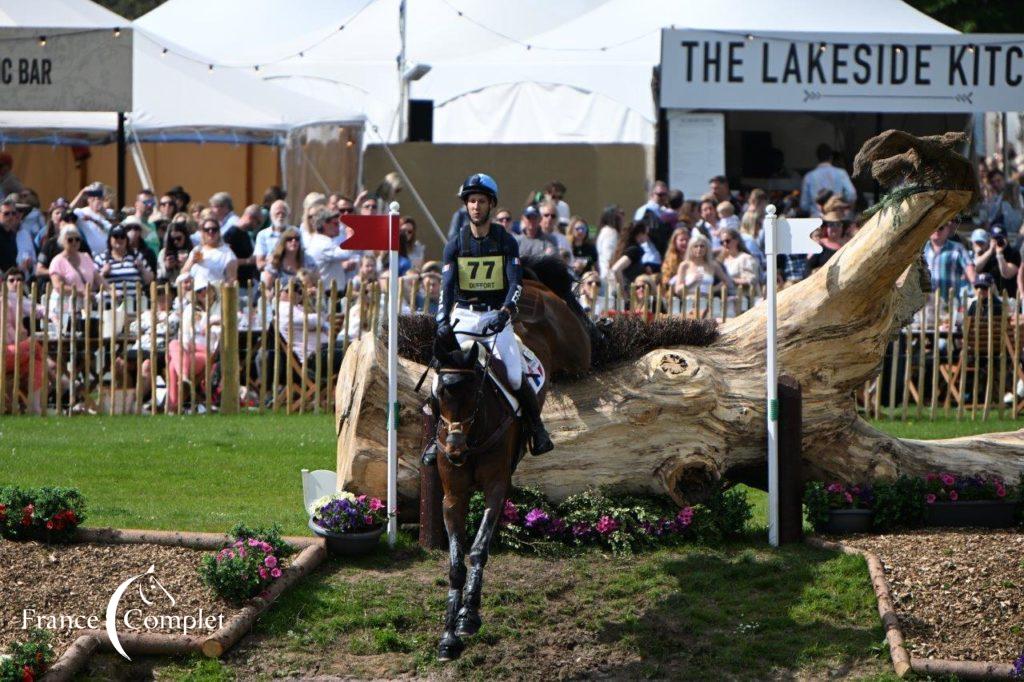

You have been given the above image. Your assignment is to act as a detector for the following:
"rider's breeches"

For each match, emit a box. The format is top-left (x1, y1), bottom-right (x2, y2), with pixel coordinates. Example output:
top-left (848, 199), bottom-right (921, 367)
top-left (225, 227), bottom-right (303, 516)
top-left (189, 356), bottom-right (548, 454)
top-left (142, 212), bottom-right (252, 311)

top-left (450, 306), bottom-right (522, 390)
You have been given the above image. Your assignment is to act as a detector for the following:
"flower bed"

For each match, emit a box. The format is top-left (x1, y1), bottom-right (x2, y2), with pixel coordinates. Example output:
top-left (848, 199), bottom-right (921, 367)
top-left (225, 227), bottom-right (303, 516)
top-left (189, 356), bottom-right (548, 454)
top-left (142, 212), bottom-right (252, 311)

top-left (198, 524), bottom-right (297, 604)
top-left (0, 486), bottom-right (86, 542)
top-left (470, 485), bottom-right (751, 555)
top-left (806, 474), bottom-right (1021, 533)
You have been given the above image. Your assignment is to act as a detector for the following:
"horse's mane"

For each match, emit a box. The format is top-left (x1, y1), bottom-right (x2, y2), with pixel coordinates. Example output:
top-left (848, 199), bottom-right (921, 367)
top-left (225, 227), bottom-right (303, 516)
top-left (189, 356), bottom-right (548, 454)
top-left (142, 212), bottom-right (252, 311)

top-left (397, 313), bottom-right (718, 377)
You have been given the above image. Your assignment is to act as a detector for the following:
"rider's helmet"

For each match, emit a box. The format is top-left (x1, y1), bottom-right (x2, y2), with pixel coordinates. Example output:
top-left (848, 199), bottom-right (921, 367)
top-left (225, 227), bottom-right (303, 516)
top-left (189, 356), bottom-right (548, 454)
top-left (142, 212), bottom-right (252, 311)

top-left (458, 173), bottom-right (498, 203)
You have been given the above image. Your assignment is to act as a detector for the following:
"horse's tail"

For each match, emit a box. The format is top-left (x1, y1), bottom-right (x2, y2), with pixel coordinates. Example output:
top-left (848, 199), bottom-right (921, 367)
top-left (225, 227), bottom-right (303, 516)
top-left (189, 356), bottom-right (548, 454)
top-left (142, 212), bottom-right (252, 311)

top-left (521, 255), bottom-right (607, 362)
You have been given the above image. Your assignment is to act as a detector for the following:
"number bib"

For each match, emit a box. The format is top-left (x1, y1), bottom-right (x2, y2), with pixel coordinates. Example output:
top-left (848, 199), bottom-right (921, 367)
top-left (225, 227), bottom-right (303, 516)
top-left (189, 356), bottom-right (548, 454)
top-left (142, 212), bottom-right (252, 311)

top-left (457, 255), bottom-right (504, 291)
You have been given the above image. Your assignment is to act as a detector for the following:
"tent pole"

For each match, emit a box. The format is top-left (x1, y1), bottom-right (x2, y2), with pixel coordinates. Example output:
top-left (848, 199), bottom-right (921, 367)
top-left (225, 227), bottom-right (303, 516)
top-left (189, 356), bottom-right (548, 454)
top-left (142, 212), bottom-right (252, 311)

top-left (245, 143), bottom-right (254, 206)
top-left (116, 112), bottom-right (127, 211)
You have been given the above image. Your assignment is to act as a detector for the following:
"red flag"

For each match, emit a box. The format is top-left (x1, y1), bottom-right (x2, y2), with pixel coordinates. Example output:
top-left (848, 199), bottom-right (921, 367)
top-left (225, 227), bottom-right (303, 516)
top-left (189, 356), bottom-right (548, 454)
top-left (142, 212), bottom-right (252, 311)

top-left (339, 215), bottom-right (400, 251)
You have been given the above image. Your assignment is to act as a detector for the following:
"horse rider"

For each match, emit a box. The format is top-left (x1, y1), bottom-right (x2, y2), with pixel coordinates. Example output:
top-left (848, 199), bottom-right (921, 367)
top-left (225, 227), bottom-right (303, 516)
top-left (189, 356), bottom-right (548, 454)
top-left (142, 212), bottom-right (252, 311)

top-left (421, 172), bottom-right (554, 465)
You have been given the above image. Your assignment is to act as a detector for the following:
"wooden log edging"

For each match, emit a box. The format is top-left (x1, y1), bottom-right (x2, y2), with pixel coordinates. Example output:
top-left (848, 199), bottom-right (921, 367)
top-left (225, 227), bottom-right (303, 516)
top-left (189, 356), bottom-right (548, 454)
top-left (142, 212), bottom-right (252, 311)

top-left (41, 528), bottom-right (327, 681)
top-left (807, 537), bottom-right (1015, 680)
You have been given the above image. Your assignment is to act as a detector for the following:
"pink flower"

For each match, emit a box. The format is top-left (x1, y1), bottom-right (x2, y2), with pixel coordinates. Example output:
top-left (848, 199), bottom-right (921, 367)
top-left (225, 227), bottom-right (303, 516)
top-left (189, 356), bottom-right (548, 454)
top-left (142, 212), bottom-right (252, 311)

top-left (851, 485), bottom-right (861, 495)
top-left (595, 516), bottom-right (619, 535)
top-left (844, 492), bottom-right (853, 504)
top-left (925, 493), bottom-right (936, 504)
top-left (926, 473), bottom-right (939, 482)
top-left (996, 485), bottom-right (1007, 498)
top-left (949, 490), bottom-right (959, 501)
top-left (264, 555), bottom-right (278, 569)
top-left (827, 482), bottom-right (843, 494)
top-left (940, 473), bottom-right (956, 487)
top-left (676, 507), bottom-right (694, 527)
top-left (364, 515), bottom-right (375, 525)
top-left (258, 567), bottom-right (268, 580)
top-left (357, 494), bottom-right (367, 503)
top-left (501, 499), bottom-right (519, 524)
top-left (270, 568), bottom-right (282, 579)
top-left (368, 498), bottom-right (385, 512)
top-left (259, 542), bottom-right (273, 553)
top-left (225, 550), bottom-right (236, 560)
top-left (248, 538), bottom-right (259, 547)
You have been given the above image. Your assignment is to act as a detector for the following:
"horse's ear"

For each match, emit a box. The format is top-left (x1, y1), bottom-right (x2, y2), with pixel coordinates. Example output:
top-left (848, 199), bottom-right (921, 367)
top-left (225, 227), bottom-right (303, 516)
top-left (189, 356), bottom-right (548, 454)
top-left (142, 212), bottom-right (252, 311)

top-left (465, 342), bottom-right (480, 368)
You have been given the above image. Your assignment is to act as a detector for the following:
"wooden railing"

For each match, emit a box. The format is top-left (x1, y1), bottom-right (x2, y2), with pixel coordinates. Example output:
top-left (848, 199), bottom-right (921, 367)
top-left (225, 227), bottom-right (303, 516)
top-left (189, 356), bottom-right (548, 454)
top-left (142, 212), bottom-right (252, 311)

top-left (2, 278), bottom-right (1020, 421)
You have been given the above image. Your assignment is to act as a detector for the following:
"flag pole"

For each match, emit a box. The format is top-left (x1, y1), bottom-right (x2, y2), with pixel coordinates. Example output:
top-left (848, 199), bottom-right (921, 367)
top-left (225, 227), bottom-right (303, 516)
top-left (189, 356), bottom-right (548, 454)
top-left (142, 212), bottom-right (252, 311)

top-left (764, 204), bottom-right (779, 548)
top-left (387, 201), bottom-right (401, 547)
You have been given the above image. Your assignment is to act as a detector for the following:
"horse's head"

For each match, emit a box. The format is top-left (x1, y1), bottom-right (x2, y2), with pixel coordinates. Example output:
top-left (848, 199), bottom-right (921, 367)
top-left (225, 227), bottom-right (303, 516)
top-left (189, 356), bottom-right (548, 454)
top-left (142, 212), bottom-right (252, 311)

top-left (434, 340), bottom-right (486, 466)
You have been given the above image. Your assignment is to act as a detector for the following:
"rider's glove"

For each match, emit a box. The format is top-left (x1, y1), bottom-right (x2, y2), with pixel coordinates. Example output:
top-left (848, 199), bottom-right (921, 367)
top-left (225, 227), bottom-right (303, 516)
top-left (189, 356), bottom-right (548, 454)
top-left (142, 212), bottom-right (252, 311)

top-left (485, 309), bottom-right (510, 334)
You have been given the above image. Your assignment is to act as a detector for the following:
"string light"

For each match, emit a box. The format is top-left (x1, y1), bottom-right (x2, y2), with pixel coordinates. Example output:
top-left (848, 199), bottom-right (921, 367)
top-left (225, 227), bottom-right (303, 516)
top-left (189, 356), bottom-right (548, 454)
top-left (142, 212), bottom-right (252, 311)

top-left (208, 64), bottom-right (214, 71)
top-left (254, 64), bottom-right (260, 72)
top-left (113, 28), bottom-right (121, 38)
top-left (161, 47), bottom-right (168, 56)
top-left (819, 44), bottom-right (827, 52)
top-left (38, 36), bottom-right (46, 47)
top-left (746, 34), bottom-right (754, 41)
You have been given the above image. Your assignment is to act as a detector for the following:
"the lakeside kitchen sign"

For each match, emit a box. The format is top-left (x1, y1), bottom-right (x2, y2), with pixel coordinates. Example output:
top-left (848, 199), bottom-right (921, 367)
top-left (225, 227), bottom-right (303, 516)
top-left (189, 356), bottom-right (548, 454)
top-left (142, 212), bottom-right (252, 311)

top-left (660, 29), bottom-right (1024, 112)
top-left (0, 28), bottom-right (131, 111)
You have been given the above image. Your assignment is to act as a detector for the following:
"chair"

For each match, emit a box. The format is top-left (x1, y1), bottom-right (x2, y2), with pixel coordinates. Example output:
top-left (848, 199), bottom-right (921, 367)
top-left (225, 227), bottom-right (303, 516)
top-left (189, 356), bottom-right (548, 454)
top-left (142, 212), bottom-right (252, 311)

top-left (301, 469), bottom-right (337, 512)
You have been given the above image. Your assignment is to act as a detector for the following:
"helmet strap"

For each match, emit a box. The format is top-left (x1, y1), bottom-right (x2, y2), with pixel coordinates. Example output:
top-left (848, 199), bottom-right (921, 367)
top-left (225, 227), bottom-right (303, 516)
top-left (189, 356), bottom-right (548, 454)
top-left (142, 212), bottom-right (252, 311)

top-left (465, 197), bottom-right (494, 228)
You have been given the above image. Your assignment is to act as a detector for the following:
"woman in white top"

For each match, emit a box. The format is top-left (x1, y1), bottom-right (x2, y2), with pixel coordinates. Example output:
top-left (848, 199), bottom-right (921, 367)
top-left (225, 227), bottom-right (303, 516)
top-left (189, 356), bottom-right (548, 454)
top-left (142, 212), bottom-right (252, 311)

top-left (673, 232), bottom-right (732, 298)
top-left (275, 271), bottom-right (344, 381)
top-left (180, 217), bottom-right (238, 289)
top-left (718, 228), bottom-right (760, 289)
top-left (167, 283), bottom-right (220, 412)
top-left (595, 204), bottom-right (623, 279)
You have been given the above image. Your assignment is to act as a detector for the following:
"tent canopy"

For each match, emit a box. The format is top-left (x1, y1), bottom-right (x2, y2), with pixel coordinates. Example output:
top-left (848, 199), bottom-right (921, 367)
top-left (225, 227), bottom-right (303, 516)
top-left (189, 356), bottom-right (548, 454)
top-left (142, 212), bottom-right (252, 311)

top-left (136, 0), bottom-right (955, 145)
top-left (0, 0), bottom-right (364, 145)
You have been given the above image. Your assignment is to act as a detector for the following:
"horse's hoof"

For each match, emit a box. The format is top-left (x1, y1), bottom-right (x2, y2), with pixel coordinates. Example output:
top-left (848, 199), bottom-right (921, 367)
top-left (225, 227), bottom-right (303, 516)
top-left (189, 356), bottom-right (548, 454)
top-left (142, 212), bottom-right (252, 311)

top-left (437, 637), bottom-right (463, 662)
top-left (455, 611), bottom-right (481, 637)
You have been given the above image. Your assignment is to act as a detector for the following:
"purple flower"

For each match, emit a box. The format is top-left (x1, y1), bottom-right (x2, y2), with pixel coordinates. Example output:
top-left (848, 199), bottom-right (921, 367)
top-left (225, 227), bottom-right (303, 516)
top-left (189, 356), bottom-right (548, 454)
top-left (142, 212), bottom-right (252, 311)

top-left (1012, 650), bottom-right (1024, 678)
top-left (676, 507), bottom-right (694, 528)
top-left (571, 522), bottom-right (593, 539)
top-left (949, 490), bottom-right (959, 501)
top-left (524, 508), bottom-right (550, 529)
top-left (826, 482), bottom-right (843, 494)
top-left (595, 516), bottom-right (619, 535)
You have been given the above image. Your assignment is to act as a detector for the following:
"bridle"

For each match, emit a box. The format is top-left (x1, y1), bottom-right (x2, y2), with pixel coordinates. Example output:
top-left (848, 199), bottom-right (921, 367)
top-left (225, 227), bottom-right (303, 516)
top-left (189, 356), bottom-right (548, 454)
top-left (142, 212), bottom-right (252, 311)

top-left (435, 328), bottom-right (514, 466)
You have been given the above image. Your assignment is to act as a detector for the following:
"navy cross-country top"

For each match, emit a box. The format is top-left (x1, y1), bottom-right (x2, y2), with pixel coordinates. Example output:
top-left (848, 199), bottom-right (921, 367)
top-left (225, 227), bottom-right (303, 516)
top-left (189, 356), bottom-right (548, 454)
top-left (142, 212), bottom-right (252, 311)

top-left (437, 224), bottom-right (523, 324)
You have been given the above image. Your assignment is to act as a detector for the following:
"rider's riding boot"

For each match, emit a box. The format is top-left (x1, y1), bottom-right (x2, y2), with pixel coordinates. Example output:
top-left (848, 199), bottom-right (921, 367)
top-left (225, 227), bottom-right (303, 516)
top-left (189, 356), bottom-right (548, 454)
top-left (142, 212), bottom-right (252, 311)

top-left (514, 381), bottom-right (554, 455)
top-left (421, 398), bottom-right (440, 466)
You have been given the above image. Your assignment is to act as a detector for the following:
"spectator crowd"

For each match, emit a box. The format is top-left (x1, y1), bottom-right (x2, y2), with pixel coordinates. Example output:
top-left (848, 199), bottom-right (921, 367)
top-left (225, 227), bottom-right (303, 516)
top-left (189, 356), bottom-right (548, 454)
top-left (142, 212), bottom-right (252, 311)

top-left (2, 140), bottom-right (1023, 413)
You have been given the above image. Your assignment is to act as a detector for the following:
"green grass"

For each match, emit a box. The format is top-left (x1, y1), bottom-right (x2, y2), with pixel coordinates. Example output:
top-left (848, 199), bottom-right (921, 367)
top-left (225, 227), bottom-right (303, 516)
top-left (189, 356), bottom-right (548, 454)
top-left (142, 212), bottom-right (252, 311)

top-left (0, 414), bottom-right (336, 536)
top-left (869, 415), bottom-right (1022, 440)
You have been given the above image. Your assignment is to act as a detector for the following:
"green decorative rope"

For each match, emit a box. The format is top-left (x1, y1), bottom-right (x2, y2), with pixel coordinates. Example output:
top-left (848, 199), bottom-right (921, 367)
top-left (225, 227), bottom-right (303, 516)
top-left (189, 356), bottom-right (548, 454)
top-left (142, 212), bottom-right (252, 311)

top-left (861, 184), bottom-right (940, 228)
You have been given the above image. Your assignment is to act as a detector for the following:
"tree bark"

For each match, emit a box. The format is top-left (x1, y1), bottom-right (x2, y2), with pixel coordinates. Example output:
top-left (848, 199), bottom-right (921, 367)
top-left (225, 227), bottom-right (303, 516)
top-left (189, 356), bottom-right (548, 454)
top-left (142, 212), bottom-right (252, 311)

top-left (336, 137), bottom-right (1024, 506)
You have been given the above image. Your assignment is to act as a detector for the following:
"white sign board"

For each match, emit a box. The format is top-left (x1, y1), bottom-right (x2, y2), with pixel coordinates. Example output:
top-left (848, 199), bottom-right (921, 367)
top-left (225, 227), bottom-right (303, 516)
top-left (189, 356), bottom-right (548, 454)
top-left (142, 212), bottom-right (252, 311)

top-left (0, 28), bottom-right (132, 111)
top-left (776, 217), bottom-right (823, 255)
top-left (661, 29), bottom-right (1024, 113)
top-left (667, 111), bottom-right (724, 201)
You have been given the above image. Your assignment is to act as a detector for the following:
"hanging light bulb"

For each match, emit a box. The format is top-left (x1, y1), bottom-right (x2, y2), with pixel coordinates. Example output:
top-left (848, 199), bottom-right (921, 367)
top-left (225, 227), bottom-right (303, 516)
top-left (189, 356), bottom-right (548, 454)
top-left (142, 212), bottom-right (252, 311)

top-left (38, 36), bottom-right (47, 47)
top-left (161, 47), bottom-right (168, 56)
top-left (113, 27), bottom-right (121, 37)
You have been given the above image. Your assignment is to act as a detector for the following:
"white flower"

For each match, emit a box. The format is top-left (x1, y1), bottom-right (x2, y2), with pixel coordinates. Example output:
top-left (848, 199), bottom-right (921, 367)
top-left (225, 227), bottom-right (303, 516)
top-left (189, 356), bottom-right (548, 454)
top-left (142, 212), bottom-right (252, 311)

top-left (307, 491), bottom-right (358, 516)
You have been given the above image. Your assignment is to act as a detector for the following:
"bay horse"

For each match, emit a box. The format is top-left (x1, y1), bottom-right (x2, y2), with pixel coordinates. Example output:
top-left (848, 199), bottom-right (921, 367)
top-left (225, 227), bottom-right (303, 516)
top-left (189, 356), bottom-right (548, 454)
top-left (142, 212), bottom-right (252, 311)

top-left (431, 262), bottom-right (592, 661)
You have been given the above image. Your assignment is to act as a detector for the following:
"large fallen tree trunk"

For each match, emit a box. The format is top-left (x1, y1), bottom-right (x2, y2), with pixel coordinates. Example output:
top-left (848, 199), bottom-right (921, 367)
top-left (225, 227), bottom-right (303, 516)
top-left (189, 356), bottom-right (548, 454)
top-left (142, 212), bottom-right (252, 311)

top-left (336, 131), bottom-right (1024, 506)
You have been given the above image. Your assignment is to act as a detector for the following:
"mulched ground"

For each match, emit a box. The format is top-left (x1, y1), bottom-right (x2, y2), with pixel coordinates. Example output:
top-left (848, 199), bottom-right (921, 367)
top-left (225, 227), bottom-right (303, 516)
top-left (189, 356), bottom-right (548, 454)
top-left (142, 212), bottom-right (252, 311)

top-left (0, 540), bottom-right (245, 658)
top-left (841, 529), bottom-right (1024, 662)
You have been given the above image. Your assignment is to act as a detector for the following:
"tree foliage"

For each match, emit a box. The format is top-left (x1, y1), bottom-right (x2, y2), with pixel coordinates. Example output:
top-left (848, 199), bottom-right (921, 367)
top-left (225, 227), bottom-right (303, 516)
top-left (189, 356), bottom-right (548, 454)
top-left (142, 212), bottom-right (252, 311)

top-left (906, 0), bottom-right (1024, 33)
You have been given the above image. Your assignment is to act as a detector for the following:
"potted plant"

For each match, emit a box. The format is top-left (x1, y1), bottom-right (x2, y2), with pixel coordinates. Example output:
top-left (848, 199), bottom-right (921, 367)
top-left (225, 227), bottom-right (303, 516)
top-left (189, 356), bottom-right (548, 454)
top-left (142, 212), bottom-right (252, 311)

top-left (308, 492), bottom-right (387, 556)
top-left (804, 482), bottom-right (874, 534)
top-left (923, 473), bottom-right (1016, 528)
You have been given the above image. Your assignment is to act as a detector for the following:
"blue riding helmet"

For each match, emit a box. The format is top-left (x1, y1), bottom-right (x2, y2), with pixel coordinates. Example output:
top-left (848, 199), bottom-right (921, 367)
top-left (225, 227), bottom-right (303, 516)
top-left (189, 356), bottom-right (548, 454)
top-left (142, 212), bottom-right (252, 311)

top-left (458, 173), bottom-right (498, 203)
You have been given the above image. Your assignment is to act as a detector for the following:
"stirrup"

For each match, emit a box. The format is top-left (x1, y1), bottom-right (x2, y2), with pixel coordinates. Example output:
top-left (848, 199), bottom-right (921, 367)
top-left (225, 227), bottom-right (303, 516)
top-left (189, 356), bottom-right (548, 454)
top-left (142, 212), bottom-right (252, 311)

top-left (421, 442), bottom-right (438, 466)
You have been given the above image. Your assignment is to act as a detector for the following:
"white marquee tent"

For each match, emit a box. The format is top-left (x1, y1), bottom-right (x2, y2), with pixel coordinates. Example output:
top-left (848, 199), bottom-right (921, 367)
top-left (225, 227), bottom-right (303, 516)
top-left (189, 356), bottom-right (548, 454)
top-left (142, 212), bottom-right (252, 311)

top-left (0, 0), bottom-right (364, 145)
top-left (136, 0), bottom-right (955, 145)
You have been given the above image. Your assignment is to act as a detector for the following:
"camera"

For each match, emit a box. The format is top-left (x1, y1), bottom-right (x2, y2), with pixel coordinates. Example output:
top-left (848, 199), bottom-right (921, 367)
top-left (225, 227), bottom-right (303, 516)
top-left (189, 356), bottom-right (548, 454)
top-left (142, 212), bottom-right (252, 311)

top-left (995, 237), bottom-right (1006, 248)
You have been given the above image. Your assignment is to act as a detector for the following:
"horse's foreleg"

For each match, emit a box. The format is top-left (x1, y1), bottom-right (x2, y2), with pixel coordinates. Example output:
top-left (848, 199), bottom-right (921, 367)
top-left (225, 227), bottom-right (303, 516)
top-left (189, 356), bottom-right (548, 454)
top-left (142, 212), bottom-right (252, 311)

top-left (455, 480), bottom-right (507, 637)
top-left (438, 493), bottom-right (468, 662)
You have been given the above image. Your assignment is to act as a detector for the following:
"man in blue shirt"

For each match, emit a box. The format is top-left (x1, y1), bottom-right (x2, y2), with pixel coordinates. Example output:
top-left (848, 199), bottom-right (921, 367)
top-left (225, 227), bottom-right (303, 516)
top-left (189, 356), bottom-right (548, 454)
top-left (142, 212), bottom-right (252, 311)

top-left (800, 144), bottom-right (857, 217)
top-left (924, 220), bottom-right (975, 299)
top-left (423, 173), bottom-right (554, 465)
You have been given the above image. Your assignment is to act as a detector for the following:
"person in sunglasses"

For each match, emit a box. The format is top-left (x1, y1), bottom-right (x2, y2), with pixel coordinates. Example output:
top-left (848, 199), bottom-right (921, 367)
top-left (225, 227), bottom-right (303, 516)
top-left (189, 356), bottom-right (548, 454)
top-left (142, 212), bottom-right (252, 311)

top-left (3, 267), bottom-right (46, 413)
top-left (179, 217), bottom-right (238, 290)
top-left (48, 224), bottom-right (103, 296)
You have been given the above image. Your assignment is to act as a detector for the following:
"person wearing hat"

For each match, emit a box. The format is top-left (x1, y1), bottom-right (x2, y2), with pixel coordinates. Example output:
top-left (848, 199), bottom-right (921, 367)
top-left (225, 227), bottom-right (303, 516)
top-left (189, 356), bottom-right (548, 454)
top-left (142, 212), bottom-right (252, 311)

top-left (72, 182), bottom-right (112, 256)
top-left (924, 219), bottom-right (975, 300)
top-left (514, 204), bottom-right (557, 259)
top-left (971, 225), bottom-right (1020, 296)
top-left (423, 172), bottom-right (554, 466)
top-left (94, 225), bottom-right (154, 303)
top-left (122, 216), bottom-right (159, 274)
top-left (807, 196), bottom-right (850, 273)
top-left (415, 261), bottom-right (442, 315)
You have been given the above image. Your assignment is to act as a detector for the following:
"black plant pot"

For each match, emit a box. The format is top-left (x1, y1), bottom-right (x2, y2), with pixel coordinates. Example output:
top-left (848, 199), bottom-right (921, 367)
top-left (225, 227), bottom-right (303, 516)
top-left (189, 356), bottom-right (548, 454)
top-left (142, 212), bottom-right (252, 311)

top-left (925, 500), bottom-right (1017, 528)
top-left (826, 509), bottom-right (874, 534)
top-left (308, 520), bottom-right (385, 556)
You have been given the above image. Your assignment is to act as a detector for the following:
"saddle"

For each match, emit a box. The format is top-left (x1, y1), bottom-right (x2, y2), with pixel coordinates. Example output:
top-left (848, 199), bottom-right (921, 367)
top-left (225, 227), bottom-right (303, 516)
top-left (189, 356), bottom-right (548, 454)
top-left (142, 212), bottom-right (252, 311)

top-left (431, 336), bottom-right (545, 415)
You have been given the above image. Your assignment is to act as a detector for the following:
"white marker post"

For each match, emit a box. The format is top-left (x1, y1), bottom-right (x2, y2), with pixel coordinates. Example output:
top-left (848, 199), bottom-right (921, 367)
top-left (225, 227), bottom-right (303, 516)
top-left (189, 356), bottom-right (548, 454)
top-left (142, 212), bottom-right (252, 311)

top-left (763, 206), bottom-right (820, 547)
top-left (387, 201), bottom-right (401, 547)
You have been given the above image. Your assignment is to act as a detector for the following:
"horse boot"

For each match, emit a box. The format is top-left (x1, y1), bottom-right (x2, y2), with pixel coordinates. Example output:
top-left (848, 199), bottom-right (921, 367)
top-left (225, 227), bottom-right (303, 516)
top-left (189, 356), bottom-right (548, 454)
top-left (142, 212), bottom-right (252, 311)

top-left (421, 397), bottom-right (440, 466)
top-left (514, 380), bottom-right (554, 455)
